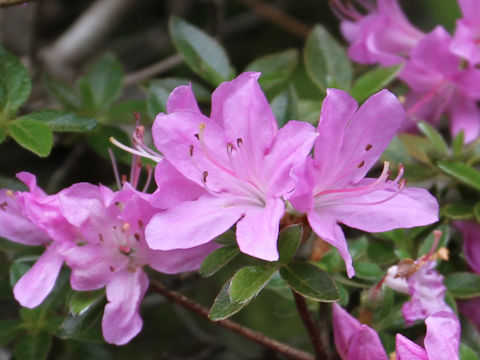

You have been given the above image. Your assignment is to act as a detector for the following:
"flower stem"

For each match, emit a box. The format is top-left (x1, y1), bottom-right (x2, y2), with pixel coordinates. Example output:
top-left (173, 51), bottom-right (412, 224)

top-left (291, 290), bottom-right (327, 360)
top-left (149, 280), bottom-right (314, 360)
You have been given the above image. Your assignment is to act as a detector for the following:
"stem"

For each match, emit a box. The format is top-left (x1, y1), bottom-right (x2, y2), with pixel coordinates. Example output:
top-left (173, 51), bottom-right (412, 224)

top-left (291, 290), bottom-right (326, 360)
top-left (149, 280), bottom-right (314, 360)
top-left (123, 54), bottom-right (183, 86)
top-left (0, 0), bottom-right (35, 7)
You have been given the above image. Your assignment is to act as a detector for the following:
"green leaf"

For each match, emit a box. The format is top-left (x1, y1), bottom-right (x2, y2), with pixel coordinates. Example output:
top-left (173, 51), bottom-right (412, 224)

top-left (147, 78), bottom-right (210, 118)
top-left (366, 241), bottom-right (398, 265)
top-left (43, 74), bottom-right (82, 110)
top-left (417, 121), bottom-right (449, 156)
top-left (80, 52), bottom-right (124, 111)
top-left (437, 160), bottom-right (480, 191)
top-left (245, 49), bottom-right (298, 90)
top-left (209, 281), bottom-right (247, 321)
top-left (9, 256), bottom-right (38, 288)
top-left (57, 302), bottom-right (104, 343)
top-left (474, 203), bottom-right (480, 223)
top-left (298, 99), bottom-right (322, 125)
top-left (399, 134), bottom-right (435, 164)
top-left (445, 272), bottom-right (480, 299)
top-left (68, 289), bottom-right (105, 316)
top-left (351, 65), bottom-right (402, 103)
top-left (271, 85), bottom-right (299, 127)
top-left (0, 45), bottom-right (31, 112)
top-left (277, 225), bottom-right (302, 264)
top-left (304, 25), bottom-right (352, 91)
top-left (442, 203), bottom-right (474, 220)
top-left (280, 262), bottom-right (339, 302)
top-left (7, 119), bottom-right (53, 157)
top-left (229, 265), bottom-right (276, 303)
top-left (199, 245), bottom-right (240, 277)
top-left (214, 230), bottom-right (236, 246)
top-left (460, 343), bottom-right (479, 360)
top-left (169, 16), bottom-right (232, 86)
top-left (17, 109), bottom-right (97, 132)
top-left (452, 130), bottom-right (464, 157)
top-left (0, 319), bottom-right (24, 346)
top-left (14, 330), bottom-right (51, 360)
top-left (354, 261), bottom-right (384, 280)
top-left (87, 124), bottom-right (130, 162)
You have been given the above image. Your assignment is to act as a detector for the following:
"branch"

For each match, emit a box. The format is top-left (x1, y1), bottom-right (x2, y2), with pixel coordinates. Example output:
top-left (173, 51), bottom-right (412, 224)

top-left (149, 280), bottom-right (314, 360)
top-left (292, 290), bottom-right (327, 360)
top-left (123, 54), bottom-right (183, 86)
top-left (236, 0), bottom-right (311, 39)
top-left (0, 0), bottom-right (35, 8)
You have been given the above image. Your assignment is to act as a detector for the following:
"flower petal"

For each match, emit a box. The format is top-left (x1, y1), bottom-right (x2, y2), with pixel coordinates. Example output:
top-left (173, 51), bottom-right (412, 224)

top-left (13, 246), bottom-right (63, 308)
top-left (102, 269), bottom-right (149, 345)
top-left (332, 303), bottom-right (362, 360)
top-left (447, 93), bottom-right (480, 144)
top-left (235, 198), bottom-right (285, 261)
top-left (395, 334), bottom-right (428, 360)
top-left (145, 195), bottom-right (244, 250)
top-left (424, 312), bottom-right (460, 360)
top-left (166, 84), bottom-right (201, 113)
top-left (454, 220), bottom-right (480, 273)
top-left (347, 325), bottom-right (388, 360)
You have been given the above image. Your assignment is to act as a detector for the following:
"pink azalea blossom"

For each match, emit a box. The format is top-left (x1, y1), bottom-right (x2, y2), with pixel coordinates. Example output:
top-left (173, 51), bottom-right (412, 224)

top-left (332, 304), bottom-right (460, 360)
top-left (396, 311), bottom-right (460, 360)
top-left (454, 220), bottom-right (480, 274)
top-left (146, 72), bottom-right (317, 261)
top-left (451, 0), bottom-right (480, 66)
top-left (399, 26), bottom-right (480, 143)
top-left (458, 297), bottom-right (480, 333)
top-left (290, 89), bottom-right (438, 277)
top-left (331, 0), bottom-right (424, 66)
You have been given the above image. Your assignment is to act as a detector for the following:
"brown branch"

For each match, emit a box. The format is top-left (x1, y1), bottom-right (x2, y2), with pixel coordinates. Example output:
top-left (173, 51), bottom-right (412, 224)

top-left (292, 290), bottom-right (327, 360)
top-left (0, 0), bottom-right (35, 8)
top-left (149, 280), bottom-right (314, 360)
top-left (123, 54), bottom-right (184, 86)
top-left (236, 0), bottom-right (311, 39)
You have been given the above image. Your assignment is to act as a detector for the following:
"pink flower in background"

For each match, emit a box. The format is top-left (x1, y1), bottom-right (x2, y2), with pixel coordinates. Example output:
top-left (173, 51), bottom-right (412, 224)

top-left (454, 220), bottom-right (480, 273)
top-left (451, 0), bottom-right (480, 65)
top-left (290, 89), bottom-right (438, 277)
top-left (331, 0), bottom-right (424, 66)
top-left (146, 72), bottom-right (317, 261)
top-left (396, 311), bottom-right (460, 360)
top-left (399, 26), bottom-right (480, 143)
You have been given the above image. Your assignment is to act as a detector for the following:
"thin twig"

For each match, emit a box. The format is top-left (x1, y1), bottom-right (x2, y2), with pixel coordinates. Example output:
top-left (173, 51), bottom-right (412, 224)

top-left (149, 280), bottom-right (314, 360)
top-left (236, 0), bottom-right (311, 39)
top-left (292, 290), bottom-right (327, 360)
top-left (123, 54), bottom-right (183, 86)
top-left (0, 0), bottom-right (35, 8)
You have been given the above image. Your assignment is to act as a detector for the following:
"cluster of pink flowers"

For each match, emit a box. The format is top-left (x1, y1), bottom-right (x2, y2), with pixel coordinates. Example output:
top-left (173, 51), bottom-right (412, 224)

top-left (333, 0), bottom-right (480, 143)
top-left (0, 72), bottom-right (439, 344)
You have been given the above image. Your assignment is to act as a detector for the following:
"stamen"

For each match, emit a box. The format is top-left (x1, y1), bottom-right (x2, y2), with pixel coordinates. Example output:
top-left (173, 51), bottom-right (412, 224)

top-left (348, 178), bottom-right (406, 206)
top-left (108, 148), bottom-right (122, 190)
top-left (109, 136), bottom-right (163, 163)
top-left (142, 164), bottom-right (153, 192)
top-left (6, 190), bottom-right (15, 199)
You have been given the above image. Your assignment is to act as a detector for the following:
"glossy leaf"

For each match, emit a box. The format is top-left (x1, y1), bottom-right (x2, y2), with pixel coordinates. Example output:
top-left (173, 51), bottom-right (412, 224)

top-left (441, 203), bottom-right (474, 220)
top-left (304, 25), bottom-right (352, 91)
top-left (14, 331), bottom-right (51, 360)
top-left (43, 74), bottom-right (82, 110)
top-left (399, 133), bottom-right (434, 164)
top-left (57, 300), bottom-right (104, 342)
top-left (366, 241), bottom-right (398, 265)
top-left (229, 265), bottom-right (276, 303)
top-left (9, 256), bottom-right (37, 288)
top-left (271, 85), bottom-right (299, 127)
top-left (68, 289), bottom-right (105, 316)
top-left (277, 225), bottom-right (302, 264)
top-left (351, 65), bottom-right (402, 103)
top-left (209, 281), bottom-right (247, 321)
top-left (17, 110), bottom-right (97, 132)
top-left (354, 261), bottom-right (384, 280)
top-left (445, 272), bottom-right (480, 299)
top-left (100, 99), bottom-right (147, 124)
top-left (280, 262), bottom-right (339, 302)
top-left (438, 160), bottom-right (480, 191)
top-left (199, 245), bottom-right (240, 277)
top-left (452, 131), bottom-right (464, 156)
top-left (460, 343), bottom-right (479, 360)
top-left (417, 121), bottom-right (449, 156)
top-left (0, 45), bottom-right (31, 112)
top-left (7, 119), bottom-right (53, 157)
top-left (245, 49), bottom-right (298, 90)
top-left (0, 319), bottom-right (24, 346)
top-left (169, 16), bottom-right (232, 86)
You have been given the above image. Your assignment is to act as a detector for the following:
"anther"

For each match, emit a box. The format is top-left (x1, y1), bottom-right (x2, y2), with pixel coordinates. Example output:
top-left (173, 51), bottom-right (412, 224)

top-left (202, 171), bottom-right (208, 183)
top-left (357, 160), bottom-right (365, 168)
top-left (5, 190), bottom-right (15, 199)
top-left (236, 138), bottom-right (243, 147)
top-left (365, 144), bottom-right (373, 151)
top-left (189, 145), bottom-right (194, 156)
top-left (122, 223), bottom-right (130, 233)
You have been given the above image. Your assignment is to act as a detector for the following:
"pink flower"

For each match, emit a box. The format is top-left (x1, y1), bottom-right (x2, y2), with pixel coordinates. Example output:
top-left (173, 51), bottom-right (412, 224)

top-left (458, 297), bottom-right (480, 333)
top-left (396, 311), bottom-right (460, 360)
top-left (451, 0), bottom-right (480, 66)
top-left (290, 89), bottom-right (438, 277)
top-left (331, 0), bottom-right (424, 66)
top-left (332, 304), bottom-right (460, 360)
top-left (454, 220), bottom-right (480, 274)
top-left (146, 72), bottom-right (317, 261)
top-left (399, 26), bottom-right (480, 143)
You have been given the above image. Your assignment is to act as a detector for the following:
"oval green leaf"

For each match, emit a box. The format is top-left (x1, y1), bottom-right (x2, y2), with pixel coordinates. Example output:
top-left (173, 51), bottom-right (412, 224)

top-left (445, 272), bottom-right (480, 299)
top-left (17, 109), bottom-right (97, 132)
top-left (437, 160), bottom-right (480, 191)
top-left (14, 331), bottom-right (51, 360)
top-left (280, 262), bottom-right (339, 302)
top-left (229, 265), bottom-right (276, 303)
top-left (0, 45), bottom-right (31, 112)
top-left (271, 85), bottom-right (299, 128)
top-left (199, 245), bottom-right (240, 277)
top-left (7, 119), bottom-right (53, 157)
top-left (351, 65), bottom-right (402, 103)
top-left (208, 280), bottom-right (247, 321)
top-left (277, 225), bottom-right (302, 264)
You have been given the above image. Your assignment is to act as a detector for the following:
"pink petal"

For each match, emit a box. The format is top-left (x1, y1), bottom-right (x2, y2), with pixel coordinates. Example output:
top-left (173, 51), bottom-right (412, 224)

top-left (235, 198), bottom-right (285, 261)
top-left (13, 246), bottom-right (63, 308)
top-left (329, 185), bottom-right (438, 233)
top-left (332, 303), bottom-right (362, 360)
top-left (148, 241), bottom-right (219, 274)
top-left (347, 325), bottom-right (388, 360)
top-left (166, 84), bottom-right (201, 113)
top-left (102, 269), bottom-right (149, 345)
top-left (424, 312), bottom-right (460, 360)
top-left (447, 93), bottom-right (480, 144)
top-left (451, 19), bottom-right (480, 65)
top-left (16, 172), bottom-right (46, 196)
top-left (395, 334), bottom-right (428, 360)
top-left (145, 195), bottom-right (244, 250)
top-left (307, 211), bottom-right (354, 277)
top-left (454, 221), bottom-right (480, 273)
top-left (458, 297), bottom-right (480, 332)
